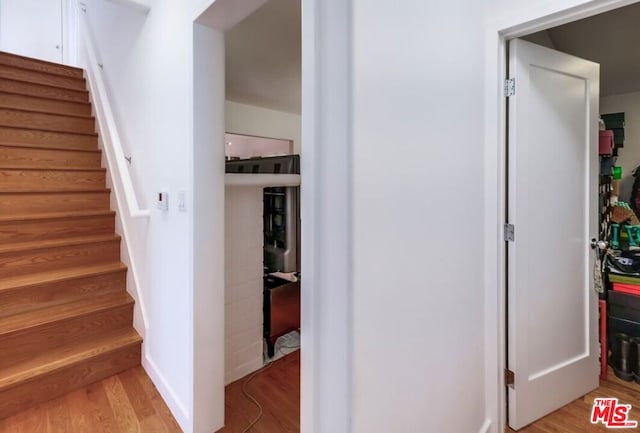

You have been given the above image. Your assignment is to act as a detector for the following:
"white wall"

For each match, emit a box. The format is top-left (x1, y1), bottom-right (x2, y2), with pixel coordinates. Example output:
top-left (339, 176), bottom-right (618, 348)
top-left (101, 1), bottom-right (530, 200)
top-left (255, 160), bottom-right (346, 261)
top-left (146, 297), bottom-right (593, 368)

top-left (351, 1), bottom-right (486, 432)
top-left (226, 100), bottom-right (302, 154)
top-left (601, 92), bottom-right (640, 201)
top-left (82, 0), bottom-right (196, 430)
top-left (76, 1), bottom-right (640, 433)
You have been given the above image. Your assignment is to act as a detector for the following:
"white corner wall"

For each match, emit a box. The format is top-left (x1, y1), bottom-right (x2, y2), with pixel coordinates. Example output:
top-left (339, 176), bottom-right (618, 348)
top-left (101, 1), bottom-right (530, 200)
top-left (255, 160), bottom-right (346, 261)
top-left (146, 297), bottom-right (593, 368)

top-left (225, 100), bottom-right (302, 154)
top-left (601, 92), bottom-right (640, 201)
top-left (351, 1), bottom-right (487, 432)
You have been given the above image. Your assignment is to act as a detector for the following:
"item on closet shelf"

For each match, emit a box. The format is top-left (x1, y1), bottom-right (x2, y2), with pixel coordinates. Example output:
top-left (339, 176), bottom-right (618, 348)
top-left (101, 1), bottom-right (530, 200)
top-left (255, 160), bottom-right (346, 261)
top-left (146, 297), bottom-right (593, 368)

top-left (612, 223), bottom-right (620, 249)
top-left (613, 166), bottom-right (622, 180)
top-left (612, 180), bottom-right (621, 196)
top-left (595, 255), bottom-right (604, 294)
top-left (600, 130), bottom-right (614, 156)
top-left (267, 271), bottom-right (298, 283)
top-left (626, 226), bottom-right (638, 248)
top-left (610, 273), bottom-right (640, 285)
top-left (612, 282), bottom-right (640, 296)
top-left (610, 333), bottom-right (634, 381)
top-left (606, 250), bottom-right (640, 276)
top-left (611, 203), bottom-right (638, 225)
top-left (601, 157), bottom-right (614, 176)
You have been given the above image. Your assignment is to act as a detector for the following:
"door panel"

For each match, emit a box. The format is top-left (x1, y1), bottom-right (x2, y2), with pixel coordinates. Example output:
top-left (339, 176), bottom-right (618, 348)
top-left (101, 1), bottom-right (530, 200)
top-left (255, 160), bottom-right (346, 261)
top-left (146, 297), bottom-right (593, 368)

top-left (0, 0), bottom-right (63, 63)
top-left (507, 38), bottom-right (600, 430)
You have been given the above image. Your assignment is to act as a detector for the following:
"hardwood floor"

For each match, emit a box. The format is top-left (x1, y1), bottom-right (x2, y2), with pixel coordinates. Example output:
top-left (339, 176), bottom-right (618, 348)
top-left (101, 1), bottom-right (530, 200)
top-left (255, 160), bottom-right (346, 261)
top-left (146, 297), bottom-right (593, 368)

top-left (0, 366), bottom-right (181, 433)
top-left (506, 368), bottom-right (640, 432)
top-left (217, 350), bottom-right (300, 433)
top-left (6, 349), bottom-right (639, 433)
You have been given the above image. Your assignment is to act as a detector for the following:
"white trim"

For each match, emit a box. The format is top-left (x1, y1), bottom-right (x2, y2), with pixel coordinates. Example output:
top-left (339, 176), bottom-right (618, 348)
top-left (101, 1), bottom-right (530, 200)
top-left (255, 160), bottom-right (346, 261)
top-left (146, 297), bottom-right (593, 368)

top-left (224, 173), bottom-right (301, 187)
top-left (104, 0), bottom-right (150, 14)
top-left (301, 1), bottom-right (353, 432)
top-left (483, 1), bottom-right (640, 432)
top-left (142, 353), bottom-right (190, 429)
top-left (478, 419), bottom-right (492, 433)
top-left (78, 9), bottom-right (150, 220)
top-left (77, 5), bottom-right (150, 335)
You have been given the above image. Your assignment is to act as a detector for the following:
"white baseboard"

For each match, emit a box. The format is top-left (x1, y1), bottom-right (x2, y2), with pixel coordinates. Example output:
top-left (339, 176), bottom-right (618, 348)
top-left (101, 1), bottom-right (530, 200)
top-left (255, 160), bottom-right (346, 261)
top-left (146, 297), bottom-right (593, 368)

top-left (142, 350), bottom-right (190, 432)
top-left (478, 418), bottom-right (492, 433)
top-left (224, 357), bottom-right (263, 385)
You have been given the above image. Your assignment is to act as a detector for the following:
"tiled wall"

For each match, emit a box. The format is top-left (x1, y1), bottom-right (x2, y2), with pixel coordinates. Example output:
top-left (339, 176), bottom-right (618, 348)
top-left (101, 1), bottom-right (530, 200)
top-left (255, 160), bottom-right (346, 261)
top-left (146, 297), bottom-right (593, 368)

top-left (224, 186), bottom-right (264, 384)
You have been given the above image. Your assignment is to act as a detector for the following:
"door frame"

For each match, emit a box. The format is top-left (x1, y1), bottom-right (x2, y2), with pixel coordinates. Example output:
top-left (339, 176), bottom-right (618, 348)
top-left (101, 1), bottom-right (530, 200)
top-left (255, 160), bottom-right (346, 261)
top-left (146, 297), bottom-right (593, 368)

top-left (483, 1), bottom-right (640, 431)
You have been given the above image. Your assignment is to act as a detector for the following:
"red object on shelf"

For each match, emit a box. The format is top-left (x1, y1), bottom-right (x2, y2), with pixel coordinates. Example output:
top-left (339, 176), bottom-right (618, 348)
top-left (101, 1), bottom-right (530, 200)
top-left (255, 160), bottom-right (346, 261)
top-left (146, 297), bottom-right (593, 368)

top-left (612, 282), bottom-right (640, 296)
top-left (599, 130), bottom-right (614, 155)
top-left (599, 299), bottom-right (607, 381)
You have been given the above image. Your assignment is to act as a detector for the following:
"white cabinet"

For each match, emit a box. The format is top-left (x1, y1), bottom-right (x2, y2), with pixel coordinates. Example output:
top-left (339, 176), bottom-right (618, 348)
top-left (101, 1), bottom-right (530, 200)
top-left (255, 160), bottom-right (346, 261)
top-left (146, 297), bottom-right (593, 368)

top-left (0, 0), bottom-right (63, 63)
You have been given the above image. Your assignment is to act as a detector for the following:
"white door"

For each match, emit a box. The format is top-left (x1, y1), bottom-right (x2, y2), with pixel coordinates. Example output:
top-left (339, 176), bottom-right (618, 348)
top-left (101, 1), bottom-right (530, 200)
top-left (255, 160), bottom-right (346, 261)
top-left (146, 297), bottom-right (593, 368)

top-left (507, 38), bottom-right (600, 430)
top-left (0, 0), bottom-right (63, 63)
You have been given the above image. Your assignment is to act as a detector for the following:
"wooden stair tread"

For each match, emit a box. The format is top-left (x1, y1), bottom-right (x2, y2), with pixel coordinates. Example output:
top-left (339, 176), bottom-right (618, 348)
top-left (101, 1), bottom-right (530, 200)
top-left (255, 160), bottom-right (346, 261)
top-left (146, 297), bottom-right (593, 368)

top-left (0, 187), bottom-right (110, 194)
top-left (0, 262), bottom-right (126, 293)
top-left (0, 328), bottom-right (141, 391)
top-left (0, 143), bottom-right (100, 153)
top-left (0, 166), bottom-right (104, 172)
top-left (0, 106), bottom-right (94, 121)
top-left (0, 124), bottom-right (98, 137)
top-left (0, 233), bottom-right (120, 255)
top-left (0, 291), bottom-right (133, 337)
top-left (0, 90), bottom-right (91, 107)
top-left (0, 51), bottom-right (84, 78)
top-left (0, 167), bottom-right (105, 172)
top-left (0, 77), bottom-right (89, 96)
top-left (0, 209), bottom-right (115, 223)
top-left (0, 64), bottom-right (86, 91)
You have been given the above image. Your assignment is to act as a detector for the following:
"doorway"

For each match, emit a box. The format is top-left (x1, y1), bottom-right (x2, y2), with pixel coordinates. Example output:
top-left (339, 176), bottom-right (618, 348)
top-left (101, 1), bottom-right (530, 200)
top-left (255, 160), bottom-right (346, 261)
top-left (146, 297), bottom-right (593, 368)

top-left (484, 1), bottom-right (640, 432)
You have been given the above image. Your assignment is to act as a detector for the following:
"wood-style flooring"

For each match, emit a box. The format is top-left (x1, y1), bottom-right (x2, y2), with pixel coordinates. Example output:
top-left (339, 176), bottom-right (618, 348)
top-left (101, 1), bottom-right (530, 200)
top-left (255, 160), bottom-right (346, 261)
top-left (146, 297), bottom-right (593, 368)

top-left (217, 350), bottom-right (300, 433)
top-left (7, 348), bottom-right (637, 433)
top-left (507, 368), bottom-right (640, 432)
top-left (0, 366), bottom-right (181, 433)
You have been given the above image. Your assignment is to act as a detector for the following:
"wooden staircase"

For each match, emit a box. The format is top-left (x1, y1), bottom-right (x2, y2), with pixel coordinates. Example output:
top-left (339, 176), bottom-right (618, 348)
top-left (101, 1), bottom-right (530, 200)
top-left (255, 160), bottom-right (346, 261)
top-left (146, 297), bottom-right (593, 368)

top-left (0, 51), bottom-right (142, 419)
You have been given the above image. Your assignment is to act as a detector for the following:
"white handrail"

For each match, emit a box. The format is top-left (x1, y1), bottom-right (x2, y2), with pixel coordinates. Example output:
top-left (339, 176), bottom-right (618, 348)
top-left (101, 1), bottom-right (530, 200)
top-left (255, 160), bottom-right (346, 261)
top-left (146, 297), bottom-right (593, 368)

top-left (77, 4), bottom-right (150, 333)
top-left (78, 9), bottom-right (150, 219)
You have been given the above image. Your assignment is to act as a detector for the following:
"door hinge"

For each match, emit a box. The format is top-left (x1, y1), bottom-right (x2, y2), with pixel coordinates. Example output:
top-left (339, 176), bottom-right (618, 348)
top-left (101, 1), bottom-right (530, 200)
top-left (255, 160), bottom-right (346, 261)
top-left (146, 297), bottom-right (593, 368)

top-left (504, 368), bottom-right (515, 388)
top-left (504, 223), bottom-right (515, 242)
top-left (505, 78), bottom-right (515, 97)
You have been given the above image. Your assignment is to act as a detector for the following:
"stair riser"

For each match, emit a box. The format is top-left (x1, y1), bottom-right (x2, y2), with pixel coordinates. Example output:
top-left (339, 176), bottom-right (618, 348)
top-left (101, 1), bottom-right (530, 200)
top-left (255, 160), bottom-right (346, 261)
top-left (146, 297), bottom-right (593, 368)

top-left (0, 92), bottom-right (91, 117)
top-left (0, 343), bottom-right (140, 419)
top-left (0, 109), bottom-right (95, 134)
top-left (0, 65), bottom-right (86, 91)
top-left (0, 191), bottom-right (110, 214)
top-left (0, 169), bottom-right (105, 191)
top-left (0, 303), bottom-right (133, 369)
top-left (0, 239), bottom-right (120, 278)
top-left (0, 127), bottom-right (97, 151)
top-left (0, 215), bottom-right (115, 244)
top-left (0, 270), bottom-right (126, 318)
top-left (0, 79), bottom-right (88, 103)
top-left (0, 52), bottom-right (84, 79)
top-left (0, 146), bottom-right (102, 170)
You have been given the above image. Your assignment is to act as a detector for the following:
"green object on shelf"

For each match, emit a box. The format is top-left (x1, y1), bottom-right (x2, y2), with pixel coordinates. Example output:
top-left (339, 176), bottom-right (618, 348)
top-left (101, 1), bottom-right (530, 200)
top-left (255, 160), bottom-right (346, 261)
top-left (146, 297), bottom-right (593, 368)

top-left (613, 166), bottom-right (622, 179)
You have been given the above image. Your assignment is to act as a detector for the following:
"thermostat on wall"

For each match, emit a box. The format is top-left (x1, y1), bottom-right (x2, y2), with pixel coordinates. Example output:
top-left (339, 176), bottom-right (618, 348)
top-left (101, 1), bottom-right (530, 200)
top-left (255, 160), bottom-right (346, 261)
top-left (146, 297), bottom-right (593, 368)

top-left (157, 191), bottom-right (169, 211)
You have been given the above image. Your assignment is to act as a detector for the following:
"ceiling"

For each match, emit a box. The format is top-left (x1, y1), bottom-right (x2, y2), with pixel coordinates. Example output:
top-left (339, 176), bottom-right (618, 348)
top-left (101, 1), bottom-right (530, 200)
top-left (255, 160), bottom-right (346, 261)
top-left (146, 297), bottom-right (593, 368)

top-left (225, 1), bottom-right (640, 109)
top-left (225, 0), bottom-right (301, 114)
top-left (523, 2), bottom-right (640, 97)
